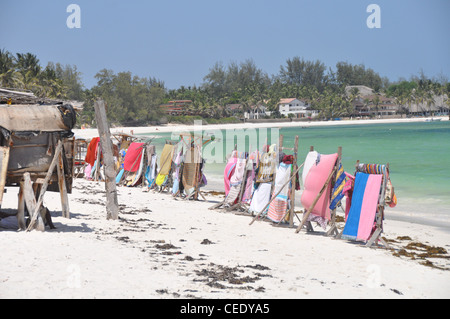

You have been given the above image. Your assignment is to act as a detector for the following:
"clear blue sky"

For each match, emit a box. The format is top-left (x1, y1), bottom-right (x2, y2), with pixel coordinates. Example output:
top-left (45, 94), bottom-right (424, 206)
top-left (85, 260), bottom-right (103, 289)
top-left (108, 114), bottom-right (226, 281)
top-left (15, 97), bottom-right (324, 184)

top-left (1, 0), bottom-right (449, 89)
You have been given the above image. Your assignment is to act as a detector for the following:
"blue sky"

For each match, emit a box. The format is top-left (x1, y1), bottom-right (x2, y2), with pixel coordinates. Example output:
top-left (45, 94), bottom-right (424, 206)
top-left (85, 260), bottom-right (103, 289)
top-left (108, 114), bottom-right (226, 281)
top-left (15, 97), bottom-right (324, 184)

top-left (1, 0), bottom-right (449, 89)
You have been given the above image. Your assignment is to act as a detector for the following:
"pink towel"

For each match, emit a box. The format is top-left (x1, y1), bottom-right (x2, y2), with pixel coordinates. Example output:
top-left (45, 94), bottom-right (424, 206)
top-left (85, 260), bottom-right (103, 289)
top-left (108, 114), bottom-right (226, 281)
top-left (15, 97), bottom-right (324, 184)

top-left (301, 153), bottom-right (338, 220)
top-left (357, 174), bottom-right (382, 241)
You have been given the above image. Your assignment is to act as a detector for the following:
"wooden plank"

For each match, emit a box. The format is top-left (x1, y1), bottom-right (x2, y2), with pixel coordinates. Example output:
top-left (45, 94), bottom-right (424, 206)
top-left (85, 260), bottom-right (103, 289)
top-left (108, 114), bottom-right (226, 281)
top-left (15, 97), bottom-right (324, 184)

top-left (0, 146), bottom-right (10, 206)
top-left (23, 173), bottom-right (45, 232)
top-left (295, 165), bottom-right (338, 233)
top-left (94, 100), bottom-right (119, 220)
top-left (326, 146), bottom-right (342, 237)
top-left (249, 162), bottom-right (305, 226)
top-left (288, 135), bottom-right (299, 226)
top-left (17, 182), bottom-right (26, 230)
top-left (56, 151), bottom-right (70, 219)
top-left (26, 141), bottom-right (63, 231)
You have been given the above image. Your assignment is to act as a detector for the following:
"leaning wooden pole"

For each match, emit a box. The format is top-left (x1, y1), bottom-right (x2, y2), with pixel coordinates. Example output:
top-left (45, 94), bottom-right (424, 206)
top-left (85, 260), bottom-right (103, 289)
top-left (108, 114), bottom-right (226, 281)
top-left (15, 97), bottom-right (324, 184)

top-left (94, 100), bottom-right (119, 220)
top-left (26, 141), bottom-right (63, 231)
top-left (249, 162), bottom-right (305, 226)
top-left (295, 165), bottom-right (338, 233)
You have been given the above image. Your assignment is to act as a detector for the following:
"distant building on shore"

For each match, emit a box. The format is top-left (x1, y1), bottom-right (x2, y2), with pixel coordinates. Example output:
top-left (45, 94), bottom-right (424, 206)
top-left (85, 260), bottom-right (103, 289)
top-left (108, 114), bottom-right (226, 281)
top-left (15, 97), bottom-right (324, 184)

top-left (278, 98), bottom-right (318, 118)
top-left (244, 104), bottom-right (268, 120)
top-left (159, 100), bottom-right (193, 116)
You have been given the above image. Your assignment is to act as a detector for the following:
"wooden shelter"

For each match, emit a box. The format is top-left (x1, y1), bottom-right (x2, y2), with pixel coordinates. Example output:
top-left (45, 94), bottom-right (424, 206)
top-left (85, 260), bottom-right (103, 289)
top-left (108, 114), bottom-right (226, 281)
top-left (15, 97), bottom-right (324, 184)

top-left (0, 89), bottom-right (78, 231)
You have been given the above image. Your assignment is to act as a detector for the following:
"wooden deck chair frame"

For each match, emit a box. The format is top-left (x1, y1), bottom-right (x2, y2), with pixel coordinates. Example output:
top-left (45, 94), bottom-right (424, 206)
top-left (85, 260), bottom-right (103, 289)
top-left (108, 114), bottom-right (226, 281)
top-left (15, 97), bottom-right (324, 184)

top-left (208, 145), bottom-right (239, 210)
top-left (272, 135), bottom-right (301, 227)
top-left (249, 135), bottom-right (303, 226)
top-left (159, 142), bottom-right (179, 193)
top-left (24, 140), bottom-right (70, 232)
top-left (228, 149), bottom-right (252, 212)
top-left (180, 133), bottom-right (212, 201)
top-left (149, 142), bottom-right (174, 191)
top-left (170, 141), bottom-right (185, 198)
top-left (336, 161), bottom-right (390, 249)
top-left (212, 147), bottom-right (252, 212)
top-left (244, 141), bottom-right (277, 221)
top-left (295, 146), bottom-right (342, 235)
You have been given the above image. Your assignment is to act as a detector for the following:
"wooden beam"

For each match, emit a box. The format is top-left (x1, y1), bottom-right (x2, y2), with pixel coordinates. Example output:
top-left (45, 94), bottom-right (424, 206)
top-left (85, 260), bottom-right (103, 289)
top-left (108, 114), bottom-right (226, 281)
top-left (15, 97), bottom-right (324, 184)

top-left (249, 162), bottom-right (305, 226)
top-left (94, 100), bottom-right (119, 220)
top-left (26, 141), bottom-right (63, 231)
top-left (0, 146), bottom-right (10, 206)
top-left (56, 151), bottom-right (70, 219)
top-left (17, 182), bottom-right (26, 230)
top-left (23, 173), bottom-right (45, 232)
top-left (295, 165), bottom-right (338, 233)
top-left (288, 135), bottom-right (299, 226)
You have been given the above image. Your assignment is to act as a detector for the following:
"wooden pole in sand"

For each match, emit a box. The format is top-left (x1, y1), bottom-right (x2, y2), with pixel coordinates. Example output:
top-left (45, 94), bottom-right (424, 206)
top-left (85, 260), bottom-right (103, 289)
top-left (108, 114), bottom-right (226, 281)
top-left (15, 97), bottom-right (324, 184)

top-left (295, 165), bottom-right (338, 233)
top-left (94, 100), bottom-right (119, 220)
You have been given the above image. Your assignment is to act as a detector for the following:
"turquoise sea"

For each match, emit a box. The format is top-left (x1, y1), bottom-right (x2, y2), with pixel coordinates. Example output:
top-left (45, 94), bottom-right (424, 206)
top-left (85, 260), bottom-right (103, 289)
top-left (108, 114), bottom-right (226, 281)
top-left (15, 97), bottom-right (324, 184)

top-left (144, 121), bottom-right (450, 227)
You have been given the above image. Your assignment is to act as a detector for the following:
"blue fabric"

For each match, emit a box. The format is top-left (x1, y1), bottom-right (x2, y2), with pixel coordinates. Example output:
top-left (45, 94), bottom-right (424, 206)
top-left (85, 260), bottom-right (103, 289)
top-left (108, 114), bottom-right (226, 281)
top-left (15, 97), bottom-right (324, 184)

top-left (116, 168), bottom-right (124, 184)
top-left (329, 163), bottom-right (348, 210)
top-left (342, 173), bottom-right (369, 240)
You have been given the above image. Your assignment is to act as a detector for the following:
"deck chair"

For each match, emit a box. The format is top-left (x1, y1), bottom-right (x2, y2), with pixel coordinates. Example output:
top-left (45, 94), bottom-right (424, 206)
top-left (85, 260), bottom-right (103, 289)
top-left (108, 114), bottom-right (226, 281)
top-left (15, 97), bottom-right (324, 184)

top-left (338, 162), bottom-right (392, 248)
top-left (266, 162), bottom-right (293, 223)
top-left (182, 145), bottom-right (205, 200)
top-left (171, 147), bottom-right (184, 197)
top-left (295, 149), bottom-right (340, 234)
top-left (154, 143), bottom-right (175, 190)
top-left (214, 151), bottom-right (249, 211)
top-left (224, 150), bottom-right (238, 196)
top-left (248, 145), bottom-right (277, 217)
top-left (231, 150), bottom-right (258, 212)
top-left (117, 142), bottom-right (145, 186)
top-left (144, 147), bottom-right (157, 190)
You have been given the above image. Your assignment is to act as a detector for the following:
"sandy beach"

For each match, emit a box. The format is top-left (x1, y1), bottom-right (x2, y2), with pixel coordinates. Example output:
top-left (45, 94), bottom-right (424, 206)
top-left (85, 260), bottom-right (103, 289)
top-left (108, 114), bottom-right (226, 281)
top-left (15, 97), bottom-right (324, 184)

top-left (0, 117), bottom-right (449, 299)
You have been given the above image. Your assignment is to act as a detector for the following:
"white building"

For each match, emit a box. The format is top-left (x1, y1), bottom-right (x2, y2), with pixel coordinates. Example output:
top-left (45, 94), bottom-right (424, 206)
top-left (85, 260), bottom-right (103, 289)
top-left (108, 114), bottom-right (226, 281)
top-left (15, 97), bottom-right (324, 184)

top-left (278, 98), bottom-right (318, 118)
top-left (244, 105), bottom-right (268, 120)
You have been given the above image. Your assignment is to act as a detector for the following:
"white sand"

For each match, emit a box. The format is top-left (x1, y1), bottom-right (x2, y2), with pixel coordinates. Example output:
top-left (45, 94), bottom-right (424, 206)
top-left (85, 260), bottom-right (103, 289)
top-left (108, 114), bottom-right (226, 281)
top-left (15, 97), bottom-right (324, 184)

top-left (0, 117), bottom-right (449, 299)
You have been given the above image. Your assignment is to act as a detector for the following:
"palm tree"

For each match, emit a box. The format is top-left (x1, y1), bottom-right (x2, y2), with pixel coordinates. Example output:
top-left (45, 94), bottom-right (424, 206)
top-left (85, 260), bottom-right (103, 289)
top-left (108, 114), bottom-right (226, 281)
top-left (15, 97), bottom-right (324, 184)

top-left (0, 49), bottom-right (20, 88)
top-left (372, 94), bottom-right (381, 118)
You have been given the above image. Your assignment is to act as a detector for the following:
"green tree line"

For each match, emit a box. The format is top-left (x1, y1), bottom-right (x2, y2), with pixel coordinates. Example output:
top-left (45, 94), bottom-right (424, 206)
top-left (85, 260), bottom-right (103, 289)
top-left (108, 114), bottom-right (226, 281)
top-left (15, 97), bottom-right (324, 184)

top-left (1, 49), bottom-right (449, 126)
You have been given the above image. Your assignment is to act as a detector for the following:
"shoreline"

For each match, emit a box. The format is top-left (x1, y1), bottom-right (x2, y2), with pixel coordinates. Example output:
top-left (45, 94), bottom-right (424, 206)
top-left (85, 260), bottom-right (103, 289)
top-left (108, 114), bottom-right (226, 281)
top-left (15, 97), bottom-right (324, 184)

top-left (73, 116), bottom-right (449, 139)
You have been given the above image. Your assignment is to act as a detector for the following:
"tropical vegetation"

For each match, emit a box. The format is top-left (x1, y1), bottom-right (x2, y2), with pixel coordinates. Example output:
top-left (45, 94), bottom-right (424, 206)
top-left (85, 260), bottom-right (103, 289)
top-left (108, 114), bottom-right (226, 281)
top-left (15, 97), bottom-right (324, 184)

top-left (0, 49), bottom-right (449, 127)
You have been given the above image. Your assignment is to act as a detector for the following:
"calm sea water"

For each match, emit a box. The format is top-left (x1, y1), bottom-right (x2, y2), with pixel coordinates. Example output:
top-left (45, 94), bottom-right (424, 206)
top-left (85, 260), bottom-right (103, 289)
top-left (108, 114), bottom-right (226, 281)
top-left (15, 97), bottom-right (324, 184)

top-left (144, 121), bottom-right (450, 225)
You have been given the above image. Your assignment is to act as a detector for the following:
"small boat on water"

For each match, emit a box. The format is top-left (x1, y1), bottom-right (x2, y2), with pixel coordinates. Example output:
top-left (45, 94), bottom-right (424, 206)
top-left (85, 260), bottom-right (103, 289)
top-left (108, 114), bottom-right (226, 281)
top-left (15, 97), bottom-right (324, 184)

top-left (425, 118), bottom-right (442, 122)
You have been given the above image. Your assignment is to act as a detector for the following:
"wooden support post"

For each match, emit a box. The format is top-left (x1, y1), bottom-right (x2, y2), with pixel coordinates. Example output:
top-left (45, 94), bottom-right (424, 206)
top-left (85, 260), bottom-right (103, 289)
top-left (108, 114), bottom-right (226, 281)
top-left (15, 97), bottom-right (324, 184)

top-left (0, 146), bottom-right (10, 207)
top-left (326, 146), bottom-right (342, 237)
top-left (0, 146), bottom-right (9, 217)
top-left (94, 100), bottom-right (119, 220)
top-left (23, 173), bottom-right (45, 232)
top-left (249, 162), bottom-right (305, 226)
top-left (17, 182), bottom-right (26, 230)
top-left (288, 135), bottom-right (299, 227)
top-left (295, 165), bottom-right (338, 233)
top-left (56, 151), bottom-right (70, 219)
top-left (26, 141), bottom-right (63, 231)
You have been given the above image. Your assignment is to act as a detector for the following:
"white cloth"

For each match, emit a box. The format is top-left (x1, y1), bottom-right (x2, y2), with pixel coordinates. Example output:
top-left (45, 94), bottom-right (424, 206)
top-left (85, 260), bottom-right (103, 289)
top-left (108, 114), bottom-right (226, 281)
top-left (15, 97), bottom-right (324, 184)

top-left (302, 151), bottom-right (319, 186)
top-left (249, 182), bottom-right (272, 214)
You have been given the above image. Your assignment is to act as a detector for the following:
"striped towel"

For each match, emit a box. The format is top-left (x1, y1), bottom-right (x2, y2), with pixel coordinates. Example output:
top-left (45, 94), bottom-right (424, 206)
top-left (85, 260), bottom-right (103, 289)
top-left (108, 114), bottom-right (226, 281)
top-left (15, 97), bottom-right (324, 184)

top-left (267, 163), bottom-right (292, 222)
top-left (329, 163), bottom-right (348, 210)
top-left (342, 173), bottom-right (383, 241)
